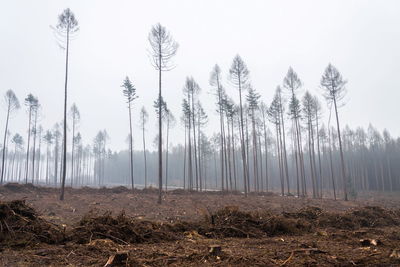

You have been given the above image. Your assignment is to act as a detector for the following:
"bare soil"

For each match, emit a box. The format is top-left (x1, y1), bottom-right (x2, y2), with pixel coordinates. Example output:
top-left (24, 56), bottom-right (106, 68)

top-left (0, 183), bottom-right (400, 266)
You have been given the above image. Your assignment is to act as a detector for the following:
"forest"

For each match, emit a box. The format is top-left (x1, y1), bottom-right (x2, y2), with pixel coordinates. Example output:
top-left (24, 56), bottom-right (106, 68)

top-left (1, 11), bottom-right (399, 201)
top-left (1, 5), bottom-right (400, 267)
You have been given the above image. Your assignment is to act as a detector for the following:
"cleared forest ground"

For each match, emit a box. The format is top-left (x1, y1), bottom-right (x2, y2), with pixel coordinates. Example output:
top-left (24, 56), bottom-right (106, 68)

top-left (1, 183), bottom-right (400, 266)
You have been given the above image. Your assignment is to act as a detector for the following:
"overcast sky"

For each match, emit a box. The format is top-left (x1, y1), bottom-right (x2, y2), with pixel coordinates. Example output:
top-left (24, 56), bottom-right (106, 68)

top-left (1, 0), bottom-right (400, 151)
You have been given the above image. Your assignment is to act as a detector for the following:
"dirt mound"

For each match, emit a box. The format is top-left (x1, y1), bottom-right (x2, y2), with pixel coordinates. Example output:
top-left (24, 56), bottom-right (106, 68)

top-left (1, 183), bottom-right (38, 193)
top-left (0, 200), bottom-right (63, 248)
top-left (108, 186), bottom-right (130, 194)
top-left (200, 206), bottom-right (309, 238)
top-left (319, 206), bottom-right (400, 229)
top-left (69, 211), bottom-right (179, 244)
top-left (97, 186), bottom-right (130, 194)
top-left (170, 188), bottom-right (188, 195)
top-left (284, 206), bottom-right (323, 220)
top-left (2, 199), bottom-right (399, 251)
top-left (67, 206), bottom-right (310, 243)
top-left (283, 206), bottom-right (400, 230)
top-left (141, 187), bottom-right (160, 194)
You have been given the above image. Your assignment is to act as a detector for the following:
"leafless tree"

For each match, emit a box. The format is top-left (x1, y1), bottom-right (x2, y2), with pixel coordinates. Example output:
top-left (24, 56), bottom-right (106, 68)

top-left (165, 105), bottom-right (176, 191)
top-left (1, 90), bottom-right (20, 184)
top-left (210, 64), bottom-right (226, 191)
top-left (284, 67), bottom-right (306, 197)
top-left (122, 77), bottom-right (138, 190)
top-left (320, 64), bottom-right (348, 200)
top-left (140, 106), bottom-right (149, 188)
top-left (229, 55), bottom-right (250, 196)
top-left (302, 91), bottom-right (318, 198)
top-left (52, 8), bottom-right (79, 200)
top-left (259, 101), bottom-right (269, 191)
top-left (24, 94), bottom-right (38, 184)
top-left (148, 23), bottom-right (178, 203)
top-left (69, 103), bottom-right (80, 186)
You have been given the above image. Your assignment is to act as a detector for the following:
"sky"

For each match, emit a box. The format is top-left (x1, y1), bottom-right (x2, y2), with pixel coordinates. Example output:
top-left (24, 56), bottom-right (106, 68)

top-left (1, 0), bottom-right (400, 151)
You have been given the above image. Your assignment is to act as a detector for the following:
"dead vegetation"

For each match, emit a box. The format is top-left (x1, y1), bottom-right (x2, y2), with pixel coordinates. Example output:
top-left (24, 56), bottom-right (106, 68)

top-left (0, 200), bottom-right (63, 248)
top-left (1, 198), bottom-right (400, 266)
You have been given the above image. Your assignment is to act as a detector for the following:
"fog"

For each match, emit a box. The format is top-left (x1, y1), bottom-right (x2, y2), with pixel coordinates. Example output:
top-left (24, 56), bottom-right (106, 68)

top-left (1, 0), bottom-right (400, 151)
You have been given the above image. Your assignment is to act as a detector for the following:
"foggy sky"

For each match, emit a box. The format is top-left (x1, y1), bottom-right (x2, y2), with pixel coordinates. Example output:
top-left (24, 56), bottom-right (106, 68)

top-left (1, 0), bottom-right (400, 151)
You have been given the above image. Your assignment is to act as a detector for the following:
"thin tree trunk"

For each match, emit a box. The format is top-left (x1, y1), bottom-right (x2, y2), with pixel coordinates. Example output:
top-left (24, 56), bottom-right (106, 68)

top-left (165, 117), bottom-right (170, 191)
top-left (31, 112), bottom-right (38, 184)
top-left (217, 85), bottom-right (225, 192)
top-left (0, 100), bottom-right (11, 184)
top-left (328, 127), bottom-right (337, 200)
top-left (25, 107), bottom-right (32, 184)
top-left (71, 118), bottom-right (75, 187)
top-left (315, 111), bottom-right (323, 198)
top-left (226, 118), bottom-right (233, 190)
top-left (245, 112), bottom-right (250, 192)
top-left (142, 116), bottom-right (147, 188)
top-left (183, 125), bottom-right (187, 189)
top-left (54, 134), bottom-right (59, 186)
top-left (60, 22), bottom-right (70, 201)
top-left (263, 119), bottom-right (269, 192)
top-left (157, 50), bottom-right (163, 202)
top-left (191, 93), bottom-right (199, 191)
top-left (128, 102), bottom-right (134, 190)
top-left (231, 118), bottom-right (237, 191)
top-left (278, 93), bottom-right (290, 194)
top-left (187, 95), bottom-right (193, 190)
top-left (333, 97), bottom-right (347, 200)
top-left (237, 75), bottom-right (248, 196)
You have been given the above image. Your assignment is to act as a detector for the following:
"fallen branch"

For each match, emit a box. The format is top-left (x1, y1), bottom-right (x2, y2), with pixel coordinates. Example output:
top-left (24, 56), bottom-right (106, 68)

top-left (93, 231), bottom-right (129, 245)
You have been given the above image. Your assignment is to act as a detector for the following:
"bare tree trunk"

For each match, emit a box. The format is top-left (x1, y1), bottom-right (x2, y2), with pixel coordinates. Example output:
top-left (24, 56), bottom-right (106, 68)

top-left (0, 100), bottom-right (11, 184)
top-left (333, 97), bottom-right (347, 200)
top-left (251, 115), bottom-right (259, 192)
top-left (165, 116), bottom-right (170, 191)
top-left (278, 122), bottom-right (285, 196)
top-left (276, 124), bottom-right (284, 195)
top-left (25, 107), bottom-right (32, 184)
top-left (238, 76), bottom-right (248, 196)
top-left (11, 145), bottom-right (17, 182)
top-left (71, 118), bottom-right (75, 187)
top-left (46, 145), bottom-right (50, 184)
top-left (328, 127), bottom-right (336, 200)
top-left (307, 118), bottom-right (316, 198)
top-left (217, 86), bottom-right (225, 192)
top-left (54, 134), bottom-right (59, 186)
top-left (36, 129), bottom-right (42, 183)
top-left (315, 111), bottom-right (323, 198)
top-left (157, 53), bottom-right (163, 204)
top-left (187, 96), bottom-right (193, 190)
top-left (258, 134), bottom-right (263, 192)
top-left (142, 116), bottom-right (147, 188)
top-left (191, 93), bottom-right (199, 191)
top-left (31, 112), bottom-right (38, 184)
top-left (223, 120), bottom-right (229, 191)
top-left (128, 102), bottom-right (134, 190)
top-left (263, 120), bottom-right (269, 192)
top-left (226, 120), bottom-right (233, 190)
top-left (197, 116), bottom-right (203, 191)
top-left (278, 94), bottom-right (290, 195)
top-left (231, 118), bottom-right (237, 191)
top-left (310, 119), bottom-right (319, 197)
top-left (183, 125), bottom-right (187, 189)
top-left (245, 113), bottom-right (251, 192)
top-left (60, 23), bottom-right (70, 201)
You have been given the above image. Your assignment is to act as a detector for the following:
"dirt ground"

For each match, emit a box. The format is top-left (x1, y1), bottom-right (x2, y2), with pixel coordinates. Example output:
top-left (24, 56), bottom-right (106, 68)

top-left (1, 183), bottom-right (400, 266)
